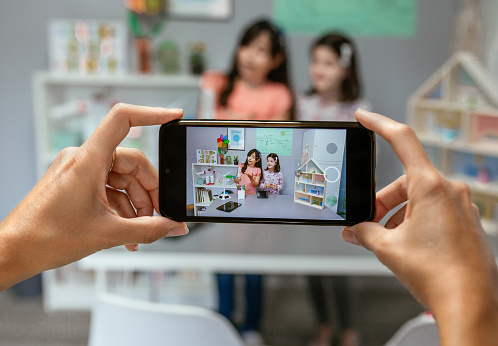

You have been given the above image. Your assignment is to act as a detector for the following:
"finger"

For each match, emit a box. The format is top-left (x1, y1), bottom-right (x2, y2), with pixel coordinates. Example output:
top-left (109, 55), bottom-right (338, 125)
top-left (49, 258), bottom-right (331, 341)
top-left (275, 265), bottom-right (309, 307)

top-left (84, 103), bottom-right (183, 162)
top-left (384, 204), bottom-right (407, 229)
top-left (106, 187), bottom-right (139, 252)
top-left (373, 175), bottom-right (408, 222)
top-left (106, 187), bottom-right (137, 218)
top-left (107, 171), bottom-right (154, 217)
top-left (355, 109), bottom-right (436, 176)
top-left (112, 216), bottom-right (189, 247)
top-left (343, 222), bottom-right (387, 253)
top-left (110, 148), bottom-right (161, 213)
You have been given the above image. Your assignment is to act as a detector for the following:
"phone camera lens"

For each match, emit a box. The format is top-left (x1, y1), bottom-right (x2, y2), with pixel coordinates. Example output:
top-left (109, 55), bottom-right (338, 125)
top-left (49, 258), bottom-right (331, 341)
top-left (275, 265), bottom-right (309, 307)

top-left (165, 168), bottom-right (171, 174)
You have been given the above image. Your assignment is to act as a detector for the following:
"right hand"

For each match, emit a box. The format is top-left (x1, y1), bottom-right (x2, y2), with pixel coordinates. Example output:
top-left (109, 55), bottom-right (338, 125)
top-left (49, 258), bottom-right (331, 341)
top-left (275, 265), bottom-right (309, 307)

top-left (234, 176), bottom-right (241, 184)
top-left (343, 109), bottom-right (498, 342)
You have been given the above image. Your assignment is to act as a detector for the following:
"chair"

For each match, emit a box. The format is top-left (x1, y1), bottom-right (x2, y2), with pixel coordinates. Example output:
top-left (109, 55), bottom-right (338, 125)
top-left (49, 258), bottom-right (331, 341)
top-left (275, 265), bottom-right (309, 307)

top-left (384, 312), bottom-right (440, 346)
top-left (88, 294), bottom-right (244, 346)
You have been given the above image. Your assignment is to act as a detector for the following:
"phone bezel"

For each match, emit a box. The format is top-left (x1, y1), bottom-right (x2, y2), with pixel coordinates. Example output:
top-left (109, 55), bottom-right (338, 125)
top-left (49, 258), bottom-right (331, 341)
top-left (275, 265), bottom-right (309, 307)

top-left (159, 119), bottom-right (375, 226)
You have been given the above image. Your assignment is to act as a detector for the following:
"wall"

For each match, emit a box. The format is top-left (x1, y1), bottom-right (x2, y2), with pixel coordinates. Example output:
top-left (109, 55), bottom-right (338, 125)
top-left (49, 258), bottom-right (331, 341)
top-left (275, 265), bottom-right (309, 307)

top-left (0, 0), bottom-right (459, 219)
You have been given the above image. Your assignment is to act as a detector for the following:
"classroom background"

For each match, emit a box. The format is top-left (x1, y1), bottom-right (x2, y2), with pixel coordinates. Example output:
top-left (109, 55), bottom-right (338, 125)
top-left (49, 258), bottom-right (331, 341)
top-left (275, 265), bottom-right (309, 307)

top-left (1, 0), bottom-right (498, 345)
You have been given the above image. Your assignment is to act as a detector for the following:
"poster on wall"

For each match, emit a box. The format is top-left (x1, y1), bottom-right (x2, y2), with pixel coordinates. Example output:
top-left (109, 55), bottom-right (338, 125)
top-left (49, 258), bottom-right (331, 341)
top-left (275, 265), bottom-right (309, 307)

top-left (273, 0), bottom-right (418, 37)
top-left (228, 128), bottom-right (245, 150)
top-left (167, 0), bottom-right (232, 20)
top-left (256, 128), bottom-right (293, 156)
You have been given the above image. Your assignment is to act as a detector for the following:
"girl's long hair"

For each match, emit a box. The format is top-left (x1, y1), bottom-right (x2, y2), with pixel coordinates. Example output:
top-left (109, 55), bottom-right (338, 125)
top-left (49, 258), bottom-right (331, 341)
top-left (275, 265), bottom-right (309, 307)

top-left (242, 148), bottom-right (263, 180)
top-left (307, 32), bottom-right (362, 102)
top-left (220, 19), bottom-right (295, 119)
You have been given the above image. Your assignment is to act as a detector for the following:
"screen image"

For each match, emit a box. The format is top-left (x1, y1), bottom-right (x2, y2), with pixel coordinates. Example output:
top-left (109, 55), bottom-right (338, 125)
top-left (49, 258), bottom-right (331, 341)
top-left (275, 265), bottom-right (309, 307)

top-left (186, 127), bottom-right (347, 221)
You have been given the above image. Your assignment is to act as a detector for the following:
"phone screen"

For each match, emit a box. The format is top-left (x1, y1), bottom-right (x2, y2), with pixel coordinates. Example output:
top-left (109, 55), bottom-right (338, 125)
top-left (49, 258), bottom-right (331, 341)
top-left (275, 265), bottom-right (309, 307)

top-left (187, 126), bottom-right (347, 221)
top-left (159, 120), bottom-right (375, 225)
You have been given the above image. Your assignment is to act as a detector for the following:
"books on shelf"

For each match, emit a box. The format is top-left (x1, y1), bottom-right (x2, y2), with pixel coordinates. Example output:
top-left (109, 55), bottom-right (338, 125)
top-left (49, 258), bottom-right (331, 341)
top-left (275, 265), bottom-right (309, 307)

top-left (197, 187), bottom-right (213, 203)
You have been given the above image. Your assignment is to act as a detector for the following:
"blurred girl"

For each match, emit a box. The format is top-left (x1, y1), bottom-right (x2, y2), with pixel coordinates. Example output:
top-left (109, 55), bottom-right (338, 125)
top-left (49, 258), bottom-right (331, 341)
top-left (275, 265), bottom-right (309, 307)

top-left (259, 153), bottom-right (283, 195)
top-left (204, 19), bottom-right (294, 345)
top-left (300, 32), bottom-right (368, 346)
top-left (297, 32), bottom-right (369, 122)
top-left (199, 19), bottom-right (294, 120)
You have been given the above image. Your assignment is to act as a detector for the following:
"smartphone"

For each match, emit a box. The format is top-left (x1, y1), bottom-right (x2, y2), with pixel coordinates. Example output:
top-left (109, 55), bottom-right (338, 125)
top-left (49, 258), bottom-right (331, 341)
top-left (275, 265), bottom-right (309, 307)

top-left (159, 120), bottom-right (375, 226)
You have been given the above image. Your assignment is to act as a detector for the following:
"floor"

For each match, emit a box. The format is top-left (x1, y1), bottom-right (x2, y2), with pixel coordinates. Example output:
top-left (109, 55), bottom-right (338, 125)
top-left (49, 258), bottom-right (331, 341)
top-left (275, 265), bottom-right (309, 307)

top-left (0, 275), bottom-right (424, 346)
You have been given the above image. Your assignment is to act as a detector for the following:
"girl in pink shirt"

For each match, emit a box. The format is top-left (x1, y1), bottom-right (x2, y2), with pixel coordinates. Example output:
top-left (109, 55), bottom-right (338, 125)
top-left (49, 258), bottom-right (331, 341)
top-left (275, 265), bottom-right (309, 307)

top-left (234, 149), bottom-right (262, 195)
top-left (200, 19), bottom-right (294, 120)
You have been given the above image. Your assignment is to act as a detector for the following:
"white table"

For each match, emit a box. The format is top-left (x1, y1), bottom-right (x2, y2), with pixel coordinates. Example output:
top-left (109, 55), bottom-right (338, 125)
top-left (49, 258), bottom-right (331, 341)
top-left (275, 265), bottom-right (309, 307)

top-left (78, 222), bottom-right (498, 300)
top-left (79, 223), bottom-right (389, 299)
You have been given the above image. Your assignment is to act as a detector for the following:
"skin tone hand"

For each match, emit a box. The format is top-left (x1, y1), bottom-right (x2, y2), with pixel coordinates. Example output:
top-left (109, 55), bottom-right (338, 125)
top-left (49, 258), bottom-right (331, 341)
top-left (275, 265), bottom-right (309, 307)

top-left (247, 172), bottom-right (261, 187)
top-left (0, 104), bottom-right (189, 291)
top-left (343, 109), bottom-right (498, 345)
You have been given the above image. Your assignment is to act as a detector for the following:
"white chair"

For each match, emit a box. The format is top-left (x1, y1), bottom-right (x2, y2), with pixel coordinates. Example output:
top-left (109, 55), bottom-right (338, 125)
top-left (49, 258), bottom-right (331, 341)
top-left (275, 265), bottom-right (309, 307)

top-left (384, 312), bottom-right (440, 346)
top-left (88, 294), bottom-right (244, 346)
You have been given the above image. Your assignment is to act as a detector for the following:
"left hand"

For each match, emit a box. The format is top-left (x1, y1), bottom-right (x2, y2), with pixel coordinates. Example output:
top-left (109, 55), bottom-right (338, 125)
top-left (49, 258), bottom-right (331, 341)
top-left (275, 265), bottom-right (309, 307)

top-left (1, 104), bottom-right (188, 289)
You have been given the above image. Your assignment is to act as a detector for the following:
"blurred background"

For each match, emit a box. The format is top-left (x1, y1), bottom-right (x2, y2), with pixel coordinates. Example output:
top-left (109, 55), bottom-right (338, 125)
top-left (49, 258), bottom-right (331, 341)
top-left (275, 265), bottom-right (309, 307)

top-left (1, 0), bottom-right (498, 345)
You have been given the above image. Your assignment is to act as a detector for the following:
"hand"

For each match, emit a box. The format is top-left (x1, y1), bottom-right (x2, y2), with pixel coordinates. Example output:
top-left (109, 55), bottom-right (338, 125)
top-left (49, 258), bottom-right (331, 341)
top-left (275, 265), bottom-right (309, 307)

top-left (343, 109), bottom-right (498, 344)
top-left (0, 104), bottom-right (188, 291)
top-left (234, 176), bottom-right (241, 184)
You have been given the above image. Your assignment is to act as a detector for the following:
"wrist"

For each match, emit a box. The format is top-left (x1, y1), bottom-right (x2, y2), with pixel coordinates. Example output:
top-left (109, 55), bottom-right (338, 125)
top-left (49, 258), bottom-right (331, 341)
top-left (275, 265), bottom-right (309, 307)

top-left (432, 274), bottom-right (498, 345)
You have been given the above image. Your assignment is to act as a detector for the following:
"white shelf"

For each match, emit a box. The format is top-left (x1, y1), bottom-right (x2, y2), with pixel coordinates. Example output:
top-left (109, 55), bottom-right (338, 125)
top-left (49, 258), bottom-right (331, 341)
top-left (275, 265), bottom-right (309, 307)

top-left (418, 133), bottom-right (498, 158)
top-left (35, 71), bottom-right (200, 88)
top-left (446, 174), bottom-right (498, 197)
top-left (194, 184), bottom-right (237, 189)
top-left (295, 191), bottom-right (324, 198)
top-left (193, 163), bottom-right (239, 168)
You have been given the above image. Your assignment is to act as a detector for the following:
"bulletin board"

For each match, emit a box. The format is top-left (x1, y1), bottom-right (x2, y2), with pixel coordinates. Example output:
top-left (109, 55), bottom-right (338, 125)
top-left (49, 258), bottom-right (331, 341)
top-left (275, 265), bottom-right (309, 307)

top-left (273, 0), bottom-right (418, 37)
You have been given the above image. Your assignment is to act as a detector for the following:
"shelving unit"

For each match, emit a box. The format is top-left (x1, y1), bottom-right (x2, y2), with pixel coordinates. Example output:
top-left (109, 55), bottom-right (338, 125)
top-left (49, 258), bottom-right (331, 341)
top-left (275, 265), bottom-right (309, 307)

top-left (407, 52), bottom-right (498, 236)
top-left (294, 158), bottom-right (326, 209)
top-left (191, 163), bottom-right (239, 216)
top-left (32, 71), bottom-right (200, 311)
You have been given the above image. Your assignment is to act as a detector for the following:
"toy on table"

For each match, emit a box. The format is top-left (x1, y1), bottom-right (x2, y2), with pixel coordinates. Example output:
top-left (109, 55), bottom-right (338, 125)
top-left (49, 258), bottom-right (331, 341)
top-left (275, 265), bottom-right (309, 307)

top-left (218, 170), bottom-right (234, 200)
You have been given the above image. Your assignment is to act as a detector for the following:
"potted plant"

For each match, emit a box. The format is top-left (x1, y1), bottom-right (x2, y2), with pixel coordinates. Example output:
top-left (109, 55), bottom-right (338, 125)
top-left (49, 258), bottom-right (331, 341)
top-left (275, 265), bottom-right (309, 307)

top-left (188, 41), bottom-right (206, 75)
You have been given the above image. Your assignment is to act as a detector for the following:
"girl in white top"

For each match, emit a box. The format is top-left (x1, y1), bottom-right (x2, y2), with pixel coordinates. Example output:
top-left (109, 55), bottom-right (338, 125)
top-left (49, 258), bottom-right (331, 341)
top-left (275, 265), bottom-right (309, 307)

top-left (299, 32), bottom-right (368, 346)
top-left (297, 32), bottom-right (369, 122)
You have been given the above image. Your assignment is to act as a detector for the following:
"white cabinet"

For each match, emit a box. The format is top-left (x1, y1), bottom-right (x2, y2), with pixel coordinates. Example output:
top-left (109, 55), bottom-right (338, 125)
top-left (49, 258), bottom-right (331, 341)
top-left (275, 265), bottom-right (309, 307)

top-left (32, 71), bottom-right (200, 310)
top-left (191, 163), bottom-right (239, 216)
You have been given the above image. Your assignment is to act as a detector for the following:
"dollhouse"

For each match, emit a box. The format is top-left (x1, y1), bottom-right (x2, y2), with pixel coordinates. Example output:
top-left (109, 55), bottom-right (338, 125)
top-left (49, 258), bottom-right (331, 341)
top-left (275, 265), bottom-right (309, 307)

top-left (294, 158), bottom-right (327, 209)
top-left (407, 51), bottom-right (498, 235)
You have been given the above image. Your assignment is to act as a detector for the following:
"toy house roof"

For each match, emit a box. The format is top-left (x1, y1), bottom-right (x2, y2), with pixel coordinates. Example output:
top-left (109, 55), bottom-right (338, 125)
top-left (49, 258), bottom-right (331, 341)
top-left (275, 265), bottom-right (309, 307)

top-left (410, 51), bottom-right (498, 106)
top-left (297, 158), bottom-right (325, 173)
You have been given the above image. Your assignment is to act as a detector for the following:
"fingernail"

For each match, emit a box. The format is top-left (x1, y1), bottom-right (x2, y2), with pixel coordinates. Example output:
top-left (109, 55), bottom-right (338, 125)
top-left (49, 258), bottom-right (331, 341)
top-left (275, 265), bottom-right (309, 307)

top-left (343, 227), bottom-right (360, 245)
top-left (356, 108), bottom-right (369, 116)
top-left (134, 245), bottom-right (139, 252)
top-left (167, 226), bottom-right (189, 237)
top-left (171, 108), bottom-right (183, 112)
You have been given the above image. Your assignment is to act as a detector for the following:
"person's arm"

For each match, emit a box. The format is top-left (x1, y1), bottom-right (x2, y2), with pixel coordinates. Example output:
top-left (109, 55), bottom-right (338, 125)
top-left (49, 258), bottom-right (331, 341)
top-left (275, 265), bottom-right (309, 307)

top-left (248, 171), bottom-right (261, 186)
top-left (343, 109), bottom-right (498, 345)
top-left (0, 104), bottom-right (189, 292)
top-left (275, 172), bottom-right (284, 192)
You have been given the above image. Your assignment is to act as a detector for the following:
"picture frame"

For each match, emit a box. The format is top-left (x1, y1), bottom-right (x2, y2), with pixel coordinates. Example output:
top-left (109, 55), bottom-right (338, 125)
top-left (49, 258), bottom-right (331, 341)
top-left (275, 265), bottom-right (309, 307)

top-left (228, 127), bottom-right (245, 150)
top-left (166, 0), bottom-right (233, 21)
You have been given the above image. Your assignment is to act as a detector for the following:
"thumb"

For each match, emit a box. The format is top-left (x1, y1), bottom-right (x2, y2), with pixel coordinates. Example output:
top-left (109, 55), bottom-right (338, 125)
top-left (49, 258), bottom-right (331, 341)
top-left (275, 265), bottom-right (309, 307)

top-left (342, 222), bottom-right (387, 252)
top-left (115, 216), bottom-right (189, 247)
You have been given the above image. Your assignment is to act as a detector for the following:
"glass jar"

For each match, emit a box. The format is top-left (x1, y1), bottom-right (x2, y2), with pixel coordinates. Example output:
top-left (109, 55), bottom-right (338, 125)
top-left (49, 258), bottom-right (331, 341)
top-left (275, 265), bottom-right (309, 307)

top-left (226, 156), bottom-right (232, 165)
top-left (226, 175), bottom-right (234, 186)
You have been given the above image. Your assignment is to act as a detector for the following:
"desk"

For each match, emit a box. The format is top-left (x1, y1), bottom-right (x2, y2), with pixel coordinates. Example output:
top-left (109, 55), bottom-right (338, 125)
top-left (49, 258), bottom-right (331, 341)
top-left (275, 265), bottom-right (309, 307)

top-left (79, 223), bottom-right (389, 299)
top-left (79, 222), bottom-right (498, 300)
top-left (203, 194), bottom-right (343, 220)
